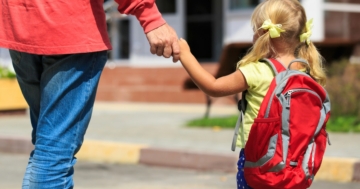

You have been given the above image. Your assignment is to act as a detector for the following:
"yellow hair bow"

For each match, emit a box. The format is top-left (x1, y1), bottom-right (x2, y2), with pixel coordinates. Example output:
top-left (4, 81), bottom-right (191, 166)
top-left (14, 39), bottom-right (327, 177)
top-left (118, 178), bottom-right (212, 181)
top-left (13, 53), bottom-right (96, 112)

top-left (259, 19), bottom-right (286, 38)
top-left (300, 18), bottom-right (313, 45)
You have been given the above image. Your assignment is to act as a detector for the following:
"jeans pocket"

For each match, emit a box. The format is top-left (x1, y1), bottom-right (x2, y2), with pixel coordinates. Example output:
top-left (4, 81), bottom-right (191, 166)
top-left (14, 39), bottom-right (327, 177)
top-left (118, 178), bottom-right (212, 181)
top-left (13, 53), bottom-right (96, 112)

top-left (9, 50), bottom-right (22, 65)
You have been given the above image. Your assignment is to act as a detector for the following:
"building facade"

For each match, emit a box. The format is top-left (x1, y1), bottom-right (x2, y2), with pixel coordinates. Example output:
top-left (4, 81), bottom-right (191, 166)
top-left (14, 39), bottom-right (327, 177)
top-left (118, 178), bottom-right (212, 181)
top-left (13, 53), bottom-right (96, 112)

top-left (1, 1), bottom-right (359, 68)
top-left (107, 0), bottom-right (360, 66)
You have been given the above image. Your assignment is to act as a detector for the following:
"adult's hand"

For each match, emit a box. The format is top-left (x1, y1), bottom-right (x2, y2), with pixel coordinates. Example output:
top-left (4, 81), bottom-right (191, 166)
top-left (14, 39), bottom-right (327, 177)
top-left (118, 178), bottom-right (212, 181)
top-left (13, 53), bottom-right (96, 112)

top-left (146, 24), bottom-right (180, 62)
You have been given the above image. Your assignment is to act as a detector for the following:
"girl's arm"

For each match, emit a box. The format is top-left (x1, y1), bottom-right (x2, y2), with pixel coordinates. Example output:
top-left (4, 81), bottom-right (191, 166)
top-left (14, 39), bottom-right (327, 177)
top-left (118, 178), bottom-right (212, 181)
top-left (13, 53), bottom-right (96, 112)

top-left (178, 39), bottom-right (248, 97)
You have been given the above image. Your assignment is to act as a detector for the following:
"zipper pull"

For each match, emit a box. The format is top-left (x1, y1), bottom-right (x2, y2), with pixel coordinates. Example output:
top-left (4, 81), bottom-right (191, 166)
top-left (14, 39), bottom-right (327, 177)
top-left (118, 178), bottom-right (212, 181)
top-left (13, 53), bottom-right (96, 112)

top-left (326, 132), bottom-right (331, 145)
top-left (285, 90), bottom-right (294, 96)
top-left (285, 90), bottom-right (293, 108)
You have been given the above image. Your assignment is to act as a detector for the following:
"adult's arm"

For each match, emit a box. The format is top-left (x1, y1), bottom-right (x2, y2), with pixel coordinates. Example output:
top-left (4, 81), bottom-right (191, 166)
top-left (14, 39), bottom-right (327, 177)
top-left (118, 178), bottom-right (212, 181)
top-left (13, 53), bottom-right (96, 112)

top-left (115, 0), bottom-right (165, 33)
top-left (115, 0), bottom-right (180, 62)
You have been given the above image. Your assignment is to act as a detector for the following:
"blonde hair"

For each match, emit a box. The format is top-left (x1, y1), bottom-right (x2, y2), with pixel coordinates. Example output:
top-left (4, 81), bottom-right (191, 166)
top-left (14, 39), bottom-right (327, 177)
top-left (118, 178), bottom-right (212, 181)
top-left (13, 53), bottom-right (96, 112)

top-left (237, 0), bottom-right (326, 86)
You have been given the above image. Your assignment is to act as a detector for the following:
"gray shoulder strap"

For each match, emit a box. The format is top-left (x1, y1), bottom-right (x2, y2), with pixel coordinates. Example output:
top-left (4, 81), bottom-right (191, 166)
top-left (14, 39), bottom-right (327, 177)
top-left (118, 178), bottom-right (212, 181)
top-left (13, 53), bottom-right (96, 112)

top-left (231, 110), bottom-right (245, 151)
top-left (261, 58), bottom-right (283, 75)
top-left (288, 59), bottom-right (310, 70)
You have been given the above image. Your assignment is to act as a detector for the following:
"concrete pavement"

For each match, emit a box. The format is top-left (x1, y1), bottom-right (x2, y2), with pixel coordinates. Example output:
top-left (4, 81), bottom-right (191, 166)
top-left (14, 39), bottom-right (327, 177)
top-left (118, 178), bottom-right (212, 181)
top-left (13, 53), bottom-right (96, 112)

top-left (2, 152), bottom-right (360, 189)
top-left (0, 102), bottom-right (360, 183)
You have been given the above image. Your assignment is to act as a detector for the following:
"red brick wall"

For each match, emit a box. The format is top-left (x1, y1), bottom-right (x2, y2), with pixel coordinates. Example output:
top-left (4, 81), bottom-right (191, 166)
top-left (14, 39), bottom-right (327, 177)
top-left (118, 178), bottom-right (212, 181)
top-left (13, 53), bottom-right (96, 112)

top-left (349, 12), bottom-right (360, 41)
top-left (325, 0), bottom-right (360, 41)
top-left (325, 11), bottom-right (348, 39)
top-left (96, 63), bottom-right (238, 104)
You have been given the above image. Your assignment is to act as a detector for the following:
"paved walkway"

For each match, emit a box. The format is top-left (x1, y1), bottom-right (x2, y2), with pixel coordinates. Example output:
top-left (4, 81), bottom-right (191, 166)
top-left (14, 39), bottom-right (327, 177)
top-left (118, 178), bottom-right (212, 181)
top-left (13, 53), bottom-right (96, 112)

top-left (1, 102), bottom-right (360, 183)
top-left (2, 153), bottom-right (359, 189)
top-left (1, 102), bottom-right (359, 158)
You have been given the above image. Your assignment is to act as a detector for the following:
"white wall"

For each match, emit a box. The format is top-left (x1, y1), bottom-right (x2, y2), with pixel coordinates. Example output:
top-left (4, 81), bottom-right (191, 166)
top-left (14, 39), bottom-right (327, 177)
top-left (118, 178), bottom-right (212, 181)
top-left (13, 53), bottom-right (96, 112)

top-left (223, 0), bottom-right (254, 45)
top-left (302, 0), bottom-right (324, 42)
top-left (0, 48), bottom-right (12, 68)
top-left (128, 0), bottom-right (184, 67)
top-left (223, 0), bottom-right (325, 44)
top-left (119, 0), bottom-right (326, 66)
top-left (223, 10), bottom-right (254, 45)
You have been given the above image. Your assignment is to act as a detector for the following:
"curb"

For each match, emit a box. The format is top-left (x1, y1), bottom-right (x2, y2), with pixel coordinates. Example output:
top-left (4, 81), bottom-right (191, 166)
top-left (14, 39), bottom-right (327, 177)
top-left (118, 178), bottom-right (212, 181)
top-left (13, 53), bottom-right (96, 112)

top-left (1, 135), bottom-right (359, 183)
top-left (139, 148), bottom-right (238, 173)
top-left (77, 140), bottom-right (147, 164)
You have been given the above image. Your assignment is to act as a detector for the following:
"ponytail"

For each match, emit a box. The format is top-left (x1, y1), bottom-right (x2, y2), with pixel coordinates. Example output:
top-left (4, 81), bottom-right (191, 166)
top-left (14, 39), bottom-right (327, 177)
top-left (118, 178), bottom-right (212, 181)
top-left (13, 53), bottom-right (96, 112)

top-left (237, 32), bottom-right (273, 68)
top-left (297, 43), bottom-right (327, 86)
top-left (236, 0), bottom-right (327, 87)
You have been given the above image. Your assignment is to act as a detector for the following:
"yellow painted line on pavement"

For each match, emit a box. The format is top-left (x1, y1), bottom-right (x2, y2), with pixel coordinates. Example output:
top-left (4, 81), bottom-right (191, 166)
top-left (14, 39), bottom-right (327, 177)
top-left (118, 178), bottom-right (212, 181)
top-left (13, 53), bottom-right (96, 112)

top-left (76, 140), bottom-right (148, 164)
top-left (76, 140), bottom-right (360, 183)
top-left (93, 102), bottom-right (238, 115)
top-left (315, 157), bottom-right (359, 182)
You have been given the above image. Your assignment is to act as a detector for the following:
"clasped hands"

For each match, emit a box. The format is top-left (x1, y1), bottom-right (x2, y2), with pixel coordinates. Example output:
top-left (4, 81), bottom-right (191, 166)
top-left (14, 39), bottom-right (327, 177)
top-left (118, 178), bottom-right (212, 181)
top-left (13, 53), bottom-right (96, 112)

top-left (146, 24), bottom-right (190, 63)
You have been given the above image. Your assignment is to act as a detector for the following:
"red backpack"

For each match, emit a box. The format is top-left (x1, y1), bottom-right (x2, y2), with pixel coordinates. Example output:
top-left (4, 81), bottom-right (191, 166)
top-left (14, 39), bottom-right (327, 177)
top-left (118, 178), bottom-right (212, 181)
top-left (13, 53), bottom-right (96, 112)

top-left (231, 58), bottom-right (331, 189)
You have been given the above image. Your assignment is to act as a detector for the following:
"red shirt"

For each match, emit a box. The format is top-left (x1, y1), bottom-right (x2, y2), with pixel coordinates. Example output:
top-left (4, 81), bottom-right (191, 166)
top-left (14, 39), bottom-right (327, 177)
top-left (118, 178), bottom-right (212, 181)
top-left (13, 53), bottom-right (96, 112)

top-left (0, 0), bottom-right (165, 55)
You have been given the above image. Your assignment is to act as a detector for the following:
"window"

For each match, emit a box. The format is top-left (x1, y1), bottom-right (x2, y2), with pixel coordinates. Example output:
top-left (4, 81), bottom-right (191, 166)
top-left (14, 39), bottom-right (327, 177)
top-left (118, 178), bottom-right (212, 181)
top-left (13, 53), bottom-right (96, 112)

top-left (156, 0), bottom-right (176, 13)
top-left (117, 19), bottom-right (130, 59)
top-left (229, 0), bottom-right (259, 10)
top-left (187, 0), bottom-right (213, 16)
top-left (187, 22), bottom-right (213, 60)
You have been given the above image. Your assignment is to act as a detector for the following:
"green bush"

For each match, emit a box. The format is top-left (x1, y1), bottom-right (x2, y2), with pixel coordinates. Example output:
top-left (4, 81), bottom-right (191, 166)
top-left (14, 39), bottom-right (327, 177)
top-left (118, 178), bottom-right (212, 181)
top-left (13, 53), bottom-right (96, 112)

top-left (326, 116), bottom-right (360, 132)
top-left (325, 59), bottom-right (360, 119)
top-left (0, 65), bottom-right (16, 79)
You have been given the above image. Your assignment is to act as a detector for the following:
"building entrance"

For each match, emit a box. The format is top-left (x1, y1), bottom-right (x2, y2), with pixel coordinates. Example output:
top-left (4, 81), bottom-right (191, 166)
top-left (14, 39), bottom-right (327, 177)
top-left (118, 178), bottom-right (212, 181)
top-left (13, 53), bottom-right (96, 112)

top-left (185, 0), bottom-right (223, 62)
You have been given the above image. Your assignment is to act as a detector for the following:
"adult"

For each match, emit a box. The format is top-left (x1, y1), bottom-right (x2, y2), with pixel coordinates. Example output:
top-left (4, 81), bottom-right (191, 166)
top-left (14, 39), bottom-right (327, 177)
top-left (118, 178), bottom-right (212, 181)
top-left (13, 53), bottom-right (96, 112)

top-left (0, 0), bottom-right (179, 188)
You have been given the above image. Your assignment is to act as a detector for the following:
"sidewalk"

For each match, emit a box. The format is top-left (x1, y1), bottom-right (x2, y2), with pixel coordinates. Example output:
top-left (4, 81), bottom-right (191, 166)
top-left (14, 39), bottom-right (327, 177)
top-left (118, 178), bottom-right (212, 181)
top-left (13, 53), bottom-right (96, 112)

top-left (0, 102), bottom-right (360, 183)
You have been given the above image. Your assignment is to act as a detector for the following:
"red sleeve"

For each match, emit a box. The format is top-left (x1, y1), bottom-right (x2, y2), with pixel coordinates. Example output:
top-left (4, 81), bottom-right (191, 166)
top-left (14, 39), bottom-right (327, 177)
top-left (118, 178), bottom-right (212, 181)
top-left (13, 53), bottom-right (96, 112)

top-left (115, 0), bottom-right (166, 33)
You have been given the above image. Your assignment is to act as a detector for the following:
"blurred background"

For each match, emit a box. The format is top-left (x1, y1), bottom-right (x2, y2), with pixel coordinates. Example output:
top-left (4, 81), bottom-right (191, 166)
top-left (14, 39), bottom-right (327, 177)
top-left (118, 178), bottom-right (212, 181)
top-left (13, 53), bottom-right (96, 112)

top-left (1, 0), bottom-right (360, 188)
top-left (98, 0), bottom-right (360, 129)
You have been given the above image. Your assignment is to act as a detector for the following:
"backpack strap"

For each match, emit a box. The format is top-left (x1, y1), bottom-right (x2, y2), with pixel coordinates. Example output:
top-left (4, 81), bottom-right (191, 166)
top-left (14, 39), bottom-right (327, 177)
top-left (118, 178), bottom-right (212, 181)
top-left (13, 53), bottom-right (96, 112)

top-left (288, 58), bottom-right (309, 68)
top-left (231, 58), bottom-right (286, 151)
top-left (237, 58), bottom-right (285, 113)
top-left (288, 59), bottom-right (310, 73)
top-left (261, 58), bottom-right (286, 75)
top-left (232, 91), bottom-right (246, 151)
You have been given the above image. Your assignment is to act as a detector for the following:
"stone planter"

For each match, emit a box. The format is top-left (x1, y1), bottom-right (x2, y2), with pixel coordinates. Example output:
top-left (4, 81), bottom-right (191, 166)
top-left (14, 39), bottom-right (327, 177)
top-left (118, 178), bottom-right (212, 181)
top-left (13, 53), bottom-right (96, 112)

top-left (0, 79), bottom-right (27, 111)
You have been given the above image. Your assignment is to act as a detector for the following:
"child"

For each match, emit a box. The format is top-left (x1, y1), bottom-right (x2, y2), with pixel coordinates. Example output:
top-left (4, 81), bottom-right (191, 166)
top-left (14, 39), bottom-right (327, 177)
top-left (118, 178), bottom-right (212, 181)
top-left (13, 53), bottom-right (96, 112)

top-left (178, 0), bottom-right (327, 188)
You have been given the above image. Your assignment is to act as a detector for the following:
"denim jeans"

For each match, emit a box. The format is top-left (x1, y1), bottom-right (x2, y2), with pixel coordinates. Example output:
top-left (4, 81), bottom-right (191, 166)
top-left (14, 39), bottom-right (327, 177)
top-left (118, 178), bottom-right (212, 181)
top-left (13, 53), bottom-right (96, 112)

top-left (9, 50), bottom-right (107, 189)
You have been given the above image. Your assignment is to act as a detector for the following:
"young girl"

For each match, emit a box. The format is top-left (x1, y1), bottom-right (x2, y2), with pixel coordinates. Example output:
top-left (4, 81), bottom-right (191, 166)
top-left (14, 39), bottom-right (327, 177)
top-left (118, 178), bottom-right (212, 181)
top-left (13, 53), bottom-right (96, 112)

top-left (178, 0), bottom-right (326, 188)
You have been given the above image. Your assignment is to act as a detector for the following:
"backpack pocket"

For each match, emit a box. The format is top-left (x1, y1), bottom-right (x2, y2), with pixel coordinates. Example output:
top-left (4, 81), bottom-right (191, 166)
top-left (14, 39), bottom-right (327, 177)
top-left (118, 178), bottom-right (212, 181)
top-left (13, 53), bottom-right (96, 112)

top-left (244, 117), bottom-right (283, 172)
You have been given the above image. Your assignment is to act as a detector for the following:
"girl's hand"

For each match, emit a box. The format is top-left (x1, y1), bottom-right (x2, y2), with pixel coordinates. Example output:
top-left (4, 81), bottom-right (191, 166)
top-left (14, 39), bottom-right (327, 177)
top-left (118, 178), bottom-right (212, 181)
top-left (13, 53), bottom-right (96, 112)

top-left (178, 38), bottom-right (191, 58)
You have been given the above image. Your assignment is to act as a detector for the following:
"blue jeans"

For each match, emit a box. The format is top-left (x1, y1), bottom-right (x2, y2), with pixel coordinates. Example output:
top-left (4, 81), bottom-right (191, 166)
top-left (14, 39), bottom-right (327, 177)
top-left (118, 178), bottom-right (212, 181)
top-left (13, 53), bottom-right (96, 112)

top-left (9, 50), bottom-right (107, 189)
top-left (237, 149), bottom-right (252, 189)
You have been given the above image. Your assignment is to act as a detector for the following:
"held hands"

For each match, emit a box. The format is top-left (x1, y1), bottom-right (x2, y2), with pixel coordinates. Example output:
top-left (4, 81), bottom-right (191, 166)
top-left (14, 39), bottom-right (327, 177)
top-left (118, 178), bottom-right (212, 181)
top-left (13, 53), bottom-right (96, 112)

top-left (146, 24), bottom-right (180, 62)
top-left (178, 38), bottom-right (190, 52)
top-left (178, 38), bottom-right (191, 60)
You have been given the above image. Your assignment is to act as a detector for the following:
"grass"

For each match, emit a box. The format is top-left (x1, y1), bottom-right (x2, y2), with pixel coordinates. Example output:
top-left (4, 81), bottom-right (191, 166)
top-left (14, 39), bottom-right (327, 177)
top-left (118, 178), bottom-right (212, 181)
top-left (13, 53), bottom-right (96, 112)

top-left (187, 115), bottom-right (360, 133)
top-left (0, 66), bottom-right (16, 79)
top-left (326, 116), bottom-right (360, 132)
top-left (187, 115), bottom-right (239, 129)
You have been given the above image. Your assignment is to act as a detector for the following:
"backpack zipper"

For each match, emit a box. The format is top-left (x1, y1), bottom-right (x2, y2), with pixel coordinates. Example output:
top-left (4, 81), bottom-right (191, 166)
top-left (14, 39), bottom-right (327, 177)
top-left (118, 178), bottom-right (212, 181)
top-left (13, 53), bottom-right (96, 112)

top-left (265, 71), bottom-right (312, 118)
top-left (285, 89), bottom-right (330, 177)
top-left (284, 88), bottom-right (322, 109)
top-left (284, 88), bottom-right (331, 145)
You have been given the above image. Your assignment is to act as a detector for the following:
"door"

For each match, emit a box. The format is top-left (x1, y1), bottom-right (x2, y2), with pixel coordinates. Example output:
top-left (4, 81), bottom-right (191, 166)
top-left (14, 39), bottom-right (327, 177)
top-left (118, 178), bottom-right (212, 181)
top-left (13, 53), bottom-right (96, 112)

top-left (185, 0), bottom-right (223, 62)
